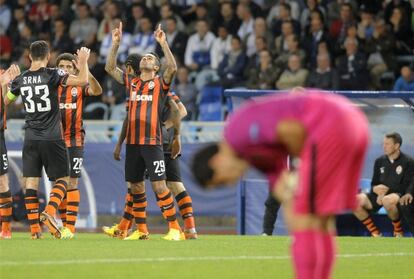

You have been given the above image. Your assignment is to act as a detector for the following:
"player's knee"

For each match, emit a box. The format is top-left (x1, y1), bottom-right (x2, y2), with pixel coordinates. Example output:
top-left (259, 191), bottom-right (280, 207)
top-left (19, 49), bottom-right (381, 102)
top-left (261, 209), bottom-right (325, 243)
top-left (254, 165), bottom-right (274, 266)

top-left (130, 182), bottom-right (145, 193)
top-left (0, 174), bottom-right (9, 192)
top-left (382, 194), bottom-right (399, 209)
top-left (356, 193), bottom-right (371, 210)
top-left (152, 180), bottom-right (168, 194)
top-left (67, 178), bottom-right (78, 190)
top-left (166, 181), bottom-right (185, 196)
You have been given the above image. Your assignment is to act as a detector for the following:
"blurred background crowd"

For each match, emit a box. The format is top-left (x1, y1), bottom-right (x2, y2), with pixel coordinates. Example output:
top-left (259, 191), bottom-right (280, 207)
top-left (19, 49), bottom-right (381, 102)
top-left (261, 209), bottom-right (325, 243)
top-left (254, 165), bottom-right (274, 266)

top-left (1, 0), bottom-right (414, 120)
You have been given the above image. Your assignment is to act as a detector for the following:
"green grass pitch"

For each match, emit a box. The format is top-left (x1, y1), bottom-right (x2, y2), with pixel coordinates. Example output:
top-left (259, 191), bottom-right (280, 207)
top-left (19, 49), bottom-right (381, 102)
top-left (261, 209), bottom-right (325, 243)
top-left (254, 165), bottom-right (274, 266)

top-left (1, 233), bottom-right (413, 279)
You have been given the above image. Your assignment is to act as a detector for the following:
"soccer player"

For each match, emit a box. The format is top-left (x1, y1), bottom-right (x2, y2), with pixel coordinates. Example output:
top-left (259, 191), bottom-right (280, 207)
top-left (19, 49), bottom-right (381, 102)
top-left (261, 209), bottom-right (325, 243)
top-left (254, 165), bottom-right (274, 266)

top-left (5, 41), bottom-right (90, 239)
top-left (105, 22), bottom-right (184, 240)
top-left (353, 132), bottom-right (414, 237)
top-left (105, 92), bottom-right (198, 239)
top-left (191, 90), bottom-right (369, 279)
top-left (55, 52), bottom-right (102, 239)
top-left (0, 65), bottom-right (21, 239)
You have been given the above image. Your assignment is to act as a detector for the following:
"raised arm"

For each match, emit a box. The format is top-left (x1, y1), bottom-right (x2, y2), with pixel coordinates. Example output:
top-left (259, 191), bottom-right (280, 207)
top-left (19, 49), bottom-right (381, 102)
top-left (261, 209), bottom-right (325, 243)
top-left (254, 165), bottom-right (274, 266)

top-left (154, 24), bottom-right (177, 85)
top-left (105, 21), bottom-right (125, 84)
top-left (2, 65), bottom-right (21, 105)
top-left (87, 71), bottom-right (103, 96)
top-left (66, 47), bottom-right (90, 86)
top-left (168, 98), bottom-right (182, 159)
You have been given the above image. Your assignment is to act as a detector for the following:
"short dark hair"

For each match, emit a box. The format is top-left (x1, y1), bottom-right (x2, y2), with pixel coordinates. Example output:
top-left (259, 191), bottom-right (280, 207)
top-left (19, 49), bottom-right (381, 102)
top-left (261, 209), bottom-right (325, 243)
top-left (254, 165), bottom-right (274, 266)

top-left (148, 52), bottom-right (161, 68)
top-left (385, 132), bottom-right (403, 146)
top-left (29, 40), bottom-right (50, 61)
top-left (191, 144), bottom-right (219, 188)
top-left (166, 16), bottom-right (177, 24)
top-left (125, 53), bottom-right (142, 75)
top-left (56, 53), bottom-right (76, 67)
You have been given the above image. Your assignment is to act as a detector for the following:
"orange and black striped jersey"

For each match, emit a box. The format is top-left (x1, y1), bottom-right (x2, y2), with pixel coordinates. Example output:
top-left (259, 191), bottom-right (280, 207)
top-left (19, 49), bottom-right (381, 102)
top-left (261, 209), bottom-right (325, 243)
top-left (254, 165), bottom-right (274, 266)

top-left (0, 85), bottom-right (5, 131)
top-left (58, 85), bottom-right (90, 147)
top-left (125, 74), bottom-right (171, 145)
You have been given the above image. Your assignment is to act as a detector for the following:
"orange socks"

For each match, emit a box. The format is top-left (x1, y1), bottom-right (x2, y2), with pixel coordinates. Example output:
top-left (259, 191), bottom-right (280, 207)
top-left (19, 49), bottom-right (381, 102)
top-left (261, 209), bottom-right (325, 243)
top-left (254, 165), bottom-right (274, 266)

top-left (119, 190), bottom-right (133, 231)
top-left (0, 190), bottom-right (12, 232)
top-left (45, 180), bottom-right (67, 216)
top-left (25, 189), bottom-right (41, 233)
top-left (362, 217), bottom-right (380, 236)
top-left (175, 191), bottom-right (196, 231)
top-left (66, 189), bottom-right (80, 233)
top-left (132, 192), bottom-right (148, 233)
top-left (156, 190), bottom-right (180, 231)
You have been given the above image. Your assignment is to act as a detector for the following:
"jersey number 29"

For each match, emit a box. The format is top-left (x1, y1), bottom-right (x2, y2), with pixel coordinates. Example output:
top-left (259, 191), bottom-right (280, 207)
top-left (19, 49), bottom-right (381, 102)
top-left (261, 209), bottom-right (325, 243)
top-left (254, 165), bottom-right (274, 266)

top-left (21, 85), bottom-right (51, 113)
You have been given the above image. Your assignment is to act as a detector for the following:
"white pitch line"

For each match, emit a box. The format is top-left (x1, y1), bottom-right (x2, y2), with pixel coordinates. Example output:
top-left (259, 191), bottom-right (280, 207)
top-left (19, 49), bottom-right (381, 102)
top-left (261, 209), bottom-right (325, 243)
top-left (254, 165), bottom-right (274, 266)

top-left (1, 253), bottom-right (414, 267)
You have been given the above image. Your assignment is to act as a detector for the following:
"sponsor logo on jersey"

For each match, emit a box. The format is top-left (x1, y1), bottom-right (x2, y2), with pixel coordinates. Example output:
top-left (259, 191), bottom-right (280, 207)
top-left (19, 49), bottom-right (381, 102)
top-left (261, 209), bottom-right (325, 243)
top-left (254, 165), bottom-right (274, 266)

top-left (60, 103), bottom-right (77, 109)
top-left (148, 81), bottom-right (155, 90)
top-left (57, 69), bottom-right (66, 76)
top-left (71, 87), bottom-right (78, 97)
top-left (396, 165), bottom-right (403, 175)
top-left (130, 92), bottom-right (153, 102)
top-left (380, 167), bottom-right (385, 174)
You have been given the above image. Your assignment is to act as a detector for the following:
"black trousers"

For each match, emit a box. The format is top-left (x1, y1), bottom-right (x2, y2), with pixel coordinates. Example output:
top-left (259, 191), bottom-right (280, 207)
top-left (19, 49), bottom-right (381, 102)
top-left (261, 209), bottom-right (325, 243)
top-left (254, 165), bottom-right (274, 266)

top-left (262, 192), bottom-right (281, 235)
top-left (400, 203), bottom-right (414, 235)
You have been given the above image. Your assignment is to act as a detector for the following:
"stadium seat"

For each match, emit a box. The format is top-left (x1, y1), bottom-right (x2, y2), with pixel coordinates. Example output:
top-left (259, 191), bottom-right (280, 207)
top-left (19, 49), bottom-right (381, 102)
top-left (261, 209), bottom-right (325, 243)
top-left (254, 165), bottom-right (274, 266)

top-left (197, 86), bottom-right (224, 121)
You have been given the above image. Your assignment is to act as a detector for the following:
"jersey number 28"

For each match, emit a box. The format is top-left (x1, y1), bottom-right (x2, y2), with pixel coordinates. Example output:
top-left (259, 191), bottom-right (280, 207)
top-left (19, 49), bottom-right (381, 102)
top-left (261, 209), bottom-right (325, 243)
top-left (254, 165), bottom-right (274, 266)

top-left (21, 85), bottom-right (51, 113)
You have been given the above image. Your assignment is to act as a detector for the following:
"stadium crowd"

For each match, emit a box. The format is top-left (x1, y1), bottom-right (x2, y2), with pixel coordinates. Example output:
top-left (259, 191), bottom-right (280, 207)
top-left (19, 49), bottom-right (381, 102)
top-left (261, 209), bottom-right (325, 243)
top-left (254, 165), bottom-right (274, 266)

top-left (1, 0), bottom-right (414, 120)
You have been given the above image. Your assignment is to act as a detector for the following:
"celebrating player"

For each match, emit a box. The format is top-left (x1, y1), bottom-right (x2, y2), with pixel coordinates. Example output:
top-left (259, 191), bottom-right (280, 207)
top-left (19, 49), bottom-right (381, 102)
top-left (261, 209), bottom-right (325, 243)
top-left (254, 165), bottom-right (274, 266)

top-left (0, 65), bottom-right (21, 239)
top-left (105, 22), bottom-right (184, 240)
top-left (104, 92), bottom-right (198, 239)
top-left (55, 52), bottom-right (102, 239)
top-left (191, 90), bottom-right (369, 279)
top-left (5, 41), bottom-right (90, 239)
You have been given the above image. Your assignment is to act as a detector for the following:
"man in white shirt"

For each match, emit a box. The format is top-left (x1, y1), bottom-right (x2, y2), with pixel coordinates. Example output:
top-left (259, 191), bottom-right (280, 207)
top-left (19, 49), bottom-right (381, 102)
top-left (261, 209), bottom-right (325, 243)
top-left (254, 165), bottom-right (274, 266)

top-left (129, 17), bottom-right (156, 56)
top-left (210, 25), bottom-right (232, 70)
top-left (236, 3), bottom-right (255, 41)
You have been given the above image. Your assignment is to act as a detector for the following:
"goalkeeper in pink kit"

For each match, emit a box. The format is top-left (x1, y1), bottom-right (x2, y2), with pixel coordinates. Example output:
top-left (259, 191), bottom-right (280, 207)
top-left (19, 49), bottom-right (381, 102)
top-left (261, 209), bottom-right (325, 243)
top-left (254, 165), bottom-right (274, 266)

top-left (191, 90), bottom-right (369, 279)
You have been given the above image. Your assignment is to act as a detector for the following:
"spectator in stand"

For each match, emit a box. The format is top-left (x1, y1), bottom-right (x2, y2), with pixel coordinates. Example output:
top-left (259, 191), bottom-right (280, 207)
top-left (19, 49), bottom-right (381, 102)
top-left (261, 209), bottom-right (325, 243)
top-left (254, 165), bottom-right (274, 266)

top-left (274, 34), bottom-right (306, 70)
top-left (100, 18), bottom-right (131, 64)
top-left (364, 19), bottom-right (396, 90)
top-left (244, 36), bottom-right (268, 78)
top-left (129, 17), bottom-right (156, 56)
top-left (273, 20), bottom-right (295, 59)
top-left (69, 2), bottom-right (98, 49)
top-left (155, 17), bottom-right (188, 67)
top-left (158, 3), bottom-right (186, 32)
top-left (217, 35), bottom-right (247, 88)
top-left (48, 3), bottom-right (63, 35)
top-left (267, 0), bottom-right (301, 24)
top-left (239, 0), bottom-right (263, 18)
top-left (326, 0), bottom-right (358, 26)
top-left (384, 0), bottom-right (412, 27)
top-left (303, 11), bottom-right (332, 69)
top-left (185, 19), bottom-right (216, 72)
top-left (247, 49), bottom-right (280, 89)
top-left (125, 4), bottom-right (148, 35)
top-left (236, 3), bottom-right (255, 42)
top-left (337, 37), bottom-right (368, 90)
top-left (306, 52), bottom-right (339, 90)
top-left (357, 6), bottom-right (375, 42)
top-left (246, 17), bottom-right (273, 58)
top-left (186, 3), bottom-right (212, 35)
top-left (172, 66), bottom-right (198, 120)
top-left (28, 0), bottom-right (51, 34)
top-left (210, 25), bottom-right (232, 71)
top-left (51, 18), bottom-right (74, 54)
top-left (393, 66), bottom-right (414, 91)
top-left (8, 5), bottom-right (29, 60)
top-left (276, 53), bottom-right (308, 89)
top-left (329, 3), bottom-right (356, 44)
top-left (10, 24), bottom-right (35, 65)
top-left (217, 1), bottom-right (241, 36)
top-left (269, 2), bottom-right (300, 38)
top-left (97, 1), bottom-right (119, 43)
top-left (0, 0), bottom-right (11, 35)
top-left (388, 7), bottom-right (413, 55)
top-left (300, 0), bottom-right (325, 33)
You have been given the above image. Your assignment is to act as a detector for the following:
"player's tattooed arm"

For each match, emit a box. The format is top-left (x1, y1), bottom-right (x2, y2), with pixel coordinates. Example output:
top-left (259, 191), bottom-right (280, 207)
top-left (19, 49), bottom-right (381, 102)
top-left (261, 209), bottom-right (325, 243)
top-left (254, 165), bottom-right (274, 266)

top-left (105, 21), bottom-right (125, 84)
top-left (154, 24), bottom-right (177, 85)
top-left (164, 102), bottom-right (187, 128)
top-left (87, 71), bottom-right (103, 96)
top-left (114, 116), bottom-right (128, 161)
top-left (169, 99), bottom-right (182, 159)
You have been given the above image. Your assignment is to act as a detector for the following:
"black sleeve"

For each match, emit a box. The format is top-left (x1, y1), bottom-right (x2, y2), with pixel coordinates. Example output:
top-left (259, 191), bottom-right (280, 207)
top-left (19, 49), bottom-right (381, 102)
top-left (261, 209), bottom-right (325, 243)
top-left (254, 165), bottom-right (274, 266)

top-left (49, 68), bottom-right (68, 87)
top-left (9, 78), bottom-right (21, 97)
top-left (400, 160), bottom-right (414, 194)
top-left (370, 159), bottom-right (381, 192)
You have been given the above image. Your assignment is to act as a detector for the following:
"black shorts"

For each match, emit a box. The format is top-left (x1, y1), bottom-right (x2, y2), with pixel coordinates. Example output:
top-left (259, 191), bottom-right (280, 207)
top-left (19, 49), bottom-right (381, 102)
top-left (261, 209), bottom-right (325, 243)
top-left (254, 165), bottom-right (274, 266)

top-left (165, 154), bottom-right (182, 182)
top-left (68, 147), bottom-right (84, 178)
top-left (125, 145), bottom-right (166, 182)
top-left (23, 140), bottom-right (69, 179)
top-left (0, 132), bottom-right (8, 175)
top-left (365, 192), bottom-right (385, 213)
